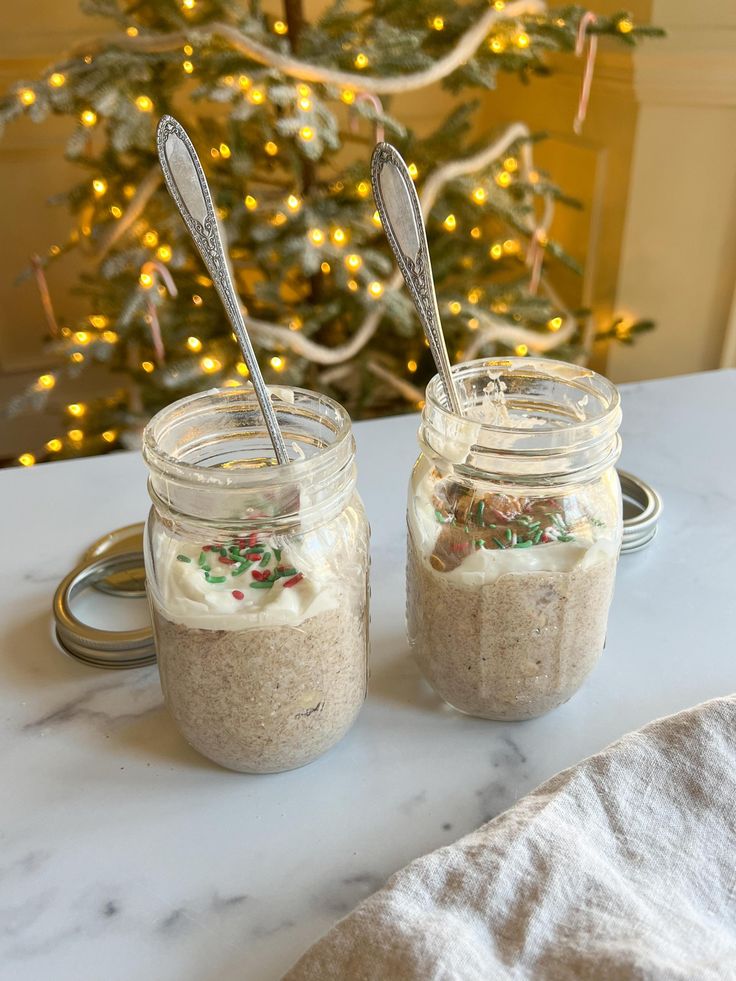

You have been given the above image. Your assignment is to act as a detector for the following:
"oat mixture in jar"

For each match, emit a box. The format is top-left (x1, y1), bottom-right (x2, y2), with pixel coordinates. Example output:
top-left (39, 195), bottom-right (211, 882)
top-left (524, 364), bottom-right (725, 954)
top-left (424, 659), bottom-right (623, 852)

top-left (407, 358), bottom-right (622, 721)
top-left (143, 387), bottom-right (369, 772)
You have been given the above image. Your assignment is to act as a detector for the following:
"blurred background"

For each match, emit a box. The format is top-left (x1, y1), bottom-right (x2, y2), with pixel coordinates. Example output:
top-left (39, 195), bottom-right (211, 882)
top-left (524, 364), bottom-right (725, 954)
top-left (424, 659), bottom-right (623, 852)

top-left (1, 0), bottom-right (734, 465)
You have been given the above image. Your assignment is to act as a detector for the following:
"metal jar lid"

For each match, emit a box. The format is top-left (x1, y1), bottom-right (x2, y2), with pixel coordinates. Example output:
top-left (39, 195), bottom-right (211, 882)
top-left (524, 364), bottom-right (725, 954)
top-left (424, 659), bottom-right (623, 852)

top-left (83, 522), bottom-right (147, 596)
top-left (53, 550), bottom-right (156, 669)
top-left (618, 469), bottom-right (663, 553)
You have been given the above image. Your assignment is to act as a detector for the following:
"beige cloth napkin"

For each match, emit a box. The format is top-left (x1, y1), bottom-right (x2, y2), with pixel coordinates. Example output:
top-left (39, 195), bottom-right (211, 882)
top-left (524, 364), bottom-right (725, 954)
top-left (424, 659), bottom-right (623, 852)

top-left (285, 696), bottom-right (736, 980)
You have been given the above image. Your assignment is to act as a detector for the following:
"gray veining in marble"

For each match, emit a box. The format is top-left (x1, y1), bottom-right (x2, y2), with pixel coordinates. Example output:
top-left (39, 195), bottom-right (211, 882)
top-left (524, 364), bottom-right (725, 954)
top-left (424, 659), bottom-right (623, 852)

top-left (0, 369), bottom-right (734, 980)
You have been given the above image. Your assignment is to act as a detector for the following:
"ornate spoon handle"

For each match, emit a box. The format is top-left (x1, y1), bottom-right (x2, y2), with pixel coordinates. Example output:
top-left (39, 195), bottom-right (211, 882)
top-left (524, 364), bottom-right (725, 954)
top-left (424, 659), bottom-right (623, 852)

top-left (156, 115), bottom-right (289, 465)
top-left (370, 142), bottom-right (463, 416)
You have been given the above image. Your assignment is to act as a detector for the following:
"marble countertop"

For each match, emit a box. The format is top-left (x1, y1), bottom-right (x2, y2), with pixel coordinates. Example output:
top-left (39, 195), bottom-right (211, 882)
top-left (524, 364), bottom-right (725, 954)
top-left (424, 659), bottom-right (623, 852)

top-left (1, 369), bottom-right (734, 980)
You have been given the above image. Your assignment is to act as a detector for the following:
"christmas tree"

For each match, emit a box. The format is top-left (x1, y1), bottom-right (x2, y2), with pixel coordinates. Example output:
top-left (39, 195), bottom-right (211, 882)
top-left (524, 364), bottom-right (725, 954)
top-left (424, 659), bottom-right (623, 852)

top-left (1, 1), bottom-right (660, 466)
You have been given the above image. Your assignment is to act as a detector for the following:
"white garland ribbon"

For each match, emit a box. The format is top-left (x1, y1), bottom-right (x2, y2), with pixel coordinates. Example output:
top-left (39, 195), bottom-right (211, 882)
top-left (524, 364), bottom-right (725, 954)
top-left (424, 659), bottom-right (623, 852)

top-left (73, 1), bottom-right (547, 96)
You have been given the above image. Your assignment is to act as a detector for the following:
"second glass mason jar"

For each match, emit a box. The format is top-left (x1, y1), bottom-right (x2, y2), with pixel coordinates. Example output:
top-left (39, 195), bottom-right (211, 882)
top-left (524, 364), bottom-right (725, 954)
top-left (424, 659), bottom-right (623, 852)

top-left (142, 386), bottom-right (369, 773)
top-left (407, 357), bottom-right (622, 721)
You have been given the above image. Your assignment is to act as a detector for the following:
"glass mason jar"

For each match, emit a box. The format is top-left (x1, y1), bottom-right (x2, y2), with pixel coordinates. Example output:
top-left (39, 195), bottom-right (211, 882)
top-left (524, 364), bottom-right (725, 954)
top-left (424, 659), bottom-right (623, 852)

top-left (142, 386), bottom-right (369, 773)
top-left (407, 357), bottom-right (622, 721)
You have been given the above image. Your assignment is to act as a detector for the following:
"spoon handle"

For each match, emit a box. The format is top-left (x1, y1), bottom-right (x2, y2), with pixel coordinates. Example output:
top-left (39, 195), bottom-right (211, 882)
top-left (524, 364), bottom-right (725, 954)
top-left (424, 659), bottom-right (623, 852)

top-left (370, 142), bottom-right (463, 416)
top-left (156, 115), bottom-right (289, 465)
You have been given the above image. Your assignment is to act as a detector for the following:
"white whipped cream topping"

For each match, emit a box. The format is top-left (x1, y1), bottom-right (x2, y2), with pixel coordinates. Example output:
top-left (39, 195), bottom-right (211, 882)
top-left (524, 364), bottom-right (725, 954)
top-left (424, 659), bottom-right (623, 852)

top-left (152, 528), bottom-right (348, 631)
top-left (409, 478), bottom-right (618, 587)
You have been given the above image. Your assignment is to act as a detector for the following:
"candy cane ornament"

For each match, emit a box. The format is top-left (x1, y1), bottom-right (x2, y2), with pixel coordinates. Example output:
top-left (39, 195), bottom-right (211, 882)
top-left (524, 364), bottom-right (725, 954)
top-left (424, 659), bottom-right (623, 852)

top-left (349, 92), bottom-right (385, 144)
top-left (526, 191), bottom-right (554, 296)
top-left (30, 253), bottom-right (60, 338)
top-left (140, 259), bottom-right (178, 365)
top-left (574, 12), bottom-right (598, 135)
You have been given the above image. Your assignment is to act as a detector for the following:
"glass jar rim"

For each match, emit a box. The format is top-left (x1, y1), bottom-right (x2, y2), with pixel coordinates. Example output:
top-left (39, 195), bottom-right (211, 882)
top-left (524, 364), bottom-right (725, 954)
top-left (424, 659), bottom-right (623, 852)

top-left (420, 357), bottom-right (622, 484)
top-left (142, 385), bottom-right (353, 491)
top-left (425, 356), bottom-right (621, 436)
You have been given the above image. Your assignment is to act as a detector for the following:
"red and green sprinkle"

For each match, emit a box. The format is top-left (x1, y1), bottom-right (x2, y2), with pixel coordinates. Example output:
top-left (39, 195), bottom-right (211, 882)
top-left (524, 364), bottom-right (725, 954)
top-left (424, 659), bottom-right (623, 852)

top-left (190, 535), bottom-right (305, 595)
top-left (431, 483), bottom-right (581, 554)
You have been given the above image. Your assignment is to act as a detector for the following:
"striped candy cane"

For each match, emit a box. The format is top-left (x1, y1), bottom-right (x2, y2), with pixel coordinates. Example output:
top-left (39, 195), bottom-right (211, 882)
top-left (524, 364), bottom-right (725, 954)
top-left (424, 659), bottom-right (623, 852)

top-left (574, 12), bottom-right (598, 135)
top-left (349, 92), bottom-right (385, 144)
top-left (140, 260), bottom-right (178, 365)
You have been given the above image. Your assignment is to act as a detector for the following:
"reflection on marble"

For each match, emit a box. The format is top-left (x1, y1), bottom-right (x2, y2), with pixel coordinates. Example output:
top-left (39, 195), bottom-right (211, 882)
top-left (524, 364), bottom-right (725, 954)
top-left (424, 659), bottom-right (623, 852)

top-left (23, 670), bottom-right (161, 731)
top-left (0, 370), bottom-right (734, 980)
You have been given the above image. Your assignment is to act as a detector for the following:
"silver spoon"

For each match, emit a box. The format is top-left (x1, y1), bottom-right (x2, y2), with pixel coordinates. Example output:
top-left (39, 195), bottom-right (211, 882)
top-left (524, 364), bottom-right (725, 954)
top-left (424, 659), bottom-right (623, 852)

top-left (156, 114), bottom-right (289, 465)
top-left (370, 142), bottom-right (463, 416)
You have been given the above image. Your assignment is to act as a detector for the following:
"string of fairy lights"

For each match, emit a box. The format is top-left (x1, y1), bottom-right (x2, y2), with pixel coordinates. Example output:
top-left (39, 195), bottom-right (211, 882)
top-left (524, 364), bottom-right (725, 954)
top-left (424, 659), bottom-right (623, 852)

top-left (9, 4), bottom-right (645, 466)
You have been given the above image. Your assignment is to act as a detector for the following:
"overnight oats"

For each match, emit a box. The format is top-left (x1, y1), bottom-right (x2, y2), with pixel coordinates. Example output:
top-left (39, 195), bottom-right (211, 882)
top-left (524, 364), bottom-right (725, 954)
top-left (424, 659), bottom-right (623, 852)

top-left (407, 358), bottom-right (623, 721)
top-left (142, 387), bottom-right (369, 772)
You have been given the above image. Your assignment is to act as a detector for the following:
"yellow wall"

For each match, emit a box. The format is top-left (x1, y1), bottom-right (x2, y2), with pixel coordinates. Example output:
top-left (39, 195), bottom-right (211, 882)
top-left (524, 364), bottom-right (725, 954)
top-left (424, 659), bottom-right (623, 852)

top-left (0, 2), bottom-right (109, 455)
top-left (609, 0), bottom-right (736, 380)
top-left (476, 1), bottom-right (653, 374)
top-left (0, 2), bottom-right (105, 370)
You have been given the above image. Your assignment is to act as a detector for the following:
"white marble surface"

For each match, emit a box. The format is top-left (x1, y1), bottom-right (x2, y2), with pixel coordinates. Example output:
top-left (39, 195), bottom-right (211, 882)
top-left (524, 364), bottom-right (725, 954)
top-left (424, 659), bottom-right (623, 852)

top-left (1, 369), bottom-right (734, 980)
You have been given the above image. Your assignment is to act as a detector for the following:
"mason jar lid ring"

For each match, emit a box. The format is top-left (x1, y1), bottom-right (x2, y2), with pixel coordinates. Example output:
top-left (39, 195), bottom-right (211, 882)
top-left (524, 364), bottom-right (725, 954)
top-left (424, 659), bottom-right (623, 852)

top-left (53, 551), bottom-right (156, 668)
top-left (619, 469), bottom-right (663, 553)
top-left (82, 522), bottom-right (147, 596)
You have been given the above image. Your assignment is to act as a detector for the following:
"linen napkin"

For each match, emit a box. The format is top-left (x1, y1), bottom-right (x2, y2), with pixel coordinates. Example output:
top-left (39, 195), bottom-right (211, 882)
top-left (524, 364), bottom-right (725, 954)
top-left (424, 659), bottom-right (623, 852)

top-left (285, 695), bottom-right (736, 980)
